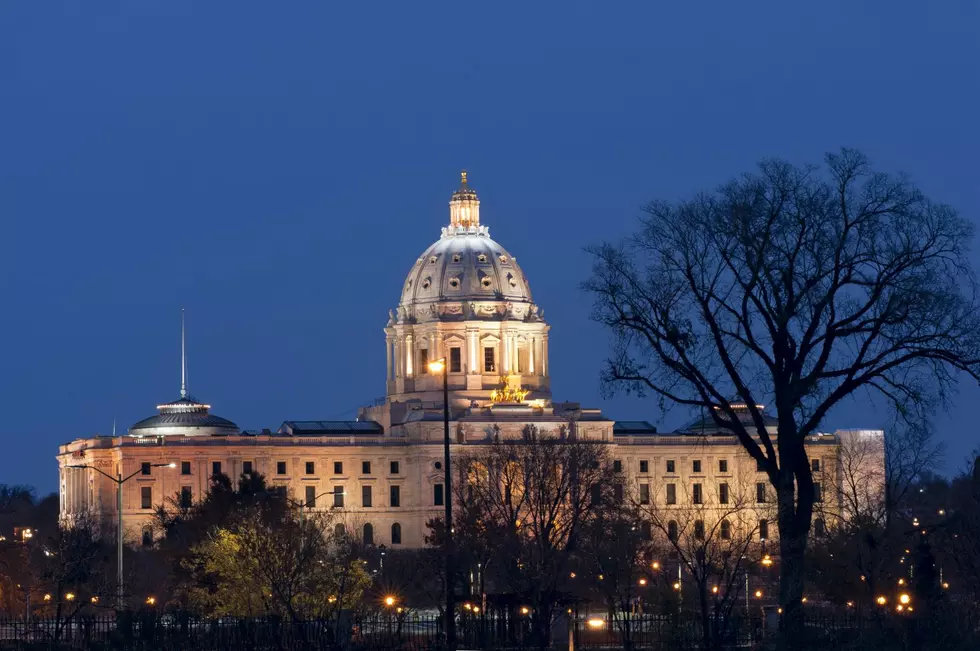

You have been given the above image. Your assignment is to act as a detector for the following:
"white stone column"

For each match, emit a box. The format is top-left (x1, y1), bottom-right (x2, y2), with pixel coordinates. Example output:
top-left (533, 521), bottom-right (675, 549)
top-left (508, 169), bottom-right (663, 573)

top-left (542, 335), bottom-right (549, 377)
top-left (386, 336), bottom-right (393, 381)
top-left (468, 330), bottom-right (479, 374)
top-left (502, 332), bottom-right (510, 373)
top-left (528, 336), bottom-right (535, 374)
top-left (405, 334), bottom-right (414, 377)
top-left (393, 338), bottom-right (402, 378)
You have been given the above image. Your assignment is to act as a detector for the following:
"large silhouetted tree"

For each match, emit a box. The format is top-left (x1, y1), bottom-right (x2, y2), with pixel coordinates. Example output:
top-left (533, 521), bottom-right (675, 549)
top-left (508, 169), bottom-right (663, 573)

top-left (586, 149), bottom-right (980, 647)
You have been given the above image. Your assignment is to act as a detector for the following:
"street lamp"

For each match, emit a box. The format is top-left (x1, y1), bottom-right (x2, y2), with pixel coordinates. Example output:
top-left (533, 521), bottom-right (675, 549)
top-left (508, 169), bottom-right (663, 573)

top-left (427, 357), bottom-right (455, 651)
top-left (66, 462), bottom-right (175, 610)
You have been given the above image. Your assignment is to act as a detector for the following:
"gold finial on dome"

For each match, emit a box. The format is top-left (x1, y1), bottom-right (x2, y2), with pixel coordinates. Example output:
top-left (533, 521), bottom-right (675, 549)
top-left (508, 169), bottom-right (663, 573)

top-left (449, 169), bottom-right (480, 229)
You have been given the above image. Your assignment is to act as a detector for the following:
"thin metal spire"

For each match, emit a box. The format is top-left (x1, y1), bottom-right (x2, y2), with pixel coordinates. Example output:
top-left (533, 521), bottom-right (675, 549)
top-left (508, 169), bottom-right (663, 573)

top-left (112, 416), bottom-right (116, 437)
top-left (180, 308), bottom-right (187, 398)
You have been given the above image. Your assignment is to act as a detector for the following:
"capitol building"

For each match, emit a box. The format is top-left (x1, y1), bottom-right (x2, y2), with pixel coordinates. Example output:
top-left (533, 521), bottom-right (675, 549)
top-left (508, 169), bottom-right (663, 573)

top-left (57, 174), bottom-right (882, 548)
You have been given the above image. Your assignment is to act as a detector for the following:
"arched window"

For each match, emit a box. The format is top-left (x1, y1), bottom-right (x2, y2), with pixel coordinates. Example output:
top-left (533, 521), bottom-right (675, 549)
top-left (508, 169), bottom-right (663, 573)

top-left (391, 522), bottom-right (402, 545)
top-left (721, 520), bottom-right (732, 540)
top-left (363, 523), bottom-right (374, 546)
top-left (667, 520), bottom-right (678, 542)
top-left (141, 527), bottom-right (153, 547)
top-left (641, 522), bottom-right (652, 541)
top-left (334, 523), bottom-right (346, 538)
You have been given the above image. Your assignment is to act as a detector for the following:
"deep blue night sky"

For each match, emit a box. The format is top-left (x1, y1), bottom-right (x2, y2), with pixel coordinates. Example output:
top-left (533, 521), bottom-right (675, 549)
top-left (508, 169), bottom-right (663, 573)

top-left (1, 1), bottom-right (977, 493)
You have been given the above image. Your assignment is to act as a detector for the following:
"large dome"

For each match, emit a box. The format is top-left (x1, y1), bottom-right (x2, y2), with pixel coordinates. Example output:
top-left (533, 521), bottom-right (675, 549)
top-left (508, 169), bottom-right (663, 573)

top-left (400, 234), bottom-right (532, 307)
top-left (130, 395), bottom-right (240, 437)
top-left (396, 171), bottom-right (537, 323)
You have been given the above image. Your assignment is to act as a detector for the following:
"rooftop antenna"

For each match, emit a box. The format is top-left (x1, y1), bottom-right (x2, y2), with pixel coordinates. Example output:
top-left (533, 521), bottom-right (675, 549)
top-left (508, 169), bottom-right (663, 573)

top-left (112, 416), bottom-right (116, 437)
top-left (180, 308), bottom-right (187, 399)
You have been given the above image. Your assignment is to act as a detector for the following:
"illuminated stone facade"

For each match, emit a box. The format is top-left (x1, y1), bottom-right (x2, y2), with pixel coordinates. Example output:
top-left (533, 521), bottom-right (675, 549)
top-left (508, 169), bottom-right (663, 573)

top-left (56, 173), bottom-right (880, 549)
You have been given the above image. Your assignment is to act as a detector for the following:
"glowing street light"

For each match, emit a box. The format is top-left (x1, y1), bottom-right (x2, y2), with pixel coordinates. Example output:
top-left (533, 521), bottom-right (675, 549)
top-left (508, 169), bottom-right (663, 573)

top-left (520, 606), bottom-right (530, 616)
top-left (587, 618), bottom-right (604, 629)
top-left (899, 593), bottom-right (911, 605)
top-left (145, 596), bottom-right (156, 606)
top-left (761, 554), bottom-right (773, 567)
top-left (754, 590), bottom-right (763, 599)
top-left (712, 586), bottom-right (719, 594)
top-left (672, 582), bottom-right (681, 591)
top-left (651, 561), bottom-right (660, 570)
top-left (876, 596), bottom-right (887, 606)
top-left (427, 357), bottom-right (455, 650)
top-left (638, 578), bottom-right (647, 586)
top-left (65, 593), bottom-right (75, 602)
top-left (384, 596), bottom-right (396, 607)
top-left (66, 461), bottom-right (175, 609)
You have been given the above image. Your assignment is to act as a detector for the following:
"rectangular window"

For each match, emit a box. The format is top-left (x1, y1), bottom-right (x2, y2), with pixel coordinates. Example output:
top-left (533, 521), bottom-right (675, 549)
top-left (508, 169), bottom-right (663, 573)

top-left (812, 459), bottom-right (821, 472)
top-left (180, 461), bottom-right (191, 476)
top-left (362, 485), bottom-right (372, 507)
top-left (639, 483), bottom-right (650, 505)
top-left (333, 486), bottom-right (345, 508)
top-left (613, 484), bottom-right (624, 503)
top-left (390, 461), bottom-right (400, 475)
top-left (590, 484), bottom-right (602, 506)
top-left (666, 460), bottom-right (676, 474)
top-left (757, 459), bottom-right (766, 472)
top-left (305, 486), bottom-right (316, 508)
top-left (759, 519), bottom-right (769, 541)
top-left (613, 460), bottom-right (623, 473)
top-left (390, 485), bottom-right (401, 507)
top-left (756, 482), bottom-right (767, 504)
top-left (305, 461), bottom-right (315, 475)
top-left (180, 486), bottom-right (192, 508)
top-left (693, 483), bottom-right (703, 504)
top-left (419, 348), bottom-right (429, 373)
top-left (484, 347), bottom-right (496, 373)
top-left (719, 482), bottom-right (730, 505)
top-left (814, 482), bottom-right (823, 502)
top-left (334, 461), bottom-right (343, 475)
top-left (692, 460), bottom-right (702, 473)
top-left (694, 520), bottom-right (705, 540)
top-left (243, 461), bottom-right (253, 475)
top-left (639, 460), bottom-right (649, 474)
top-left (212, 461), bottom-right (222, 476)
top-left (719, 459), bottom-right (728, 473)
top-left (450, 347), bottom-right (462, 373)
top-left (141, 462), bottom-right (151, 476)
top-left (814, 518), bottom-right (825, 536)
top-left (140, 486), bottom-right (152, 509)
top-left (362, 461), bottom-right (371, 474)
top-left (277, 461), bottom-right (287, 475)
top-left (434, 484), bottom-right (444, 506)
top-left (666, 483), bottom-right (677, 505)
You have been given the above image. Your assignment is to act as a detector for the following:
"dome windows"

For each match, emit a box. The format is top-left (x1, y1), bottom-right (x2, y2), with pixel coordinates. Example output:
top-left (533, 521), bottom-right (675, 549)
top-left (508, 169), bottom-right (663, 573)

top-left (429, 255), bottom-right (438, 264)
top-left (448, 277), bottom-right (461, 289)
top-left (452, 253), bottom-right (461, 263)
top-left (507, 273), bottom-right (518, 288)
top-left (499, 255), bottom-right (508, 264)
top-left (421, 277), bottom-right (432, 290)
top-left (477, 254), bottom-right (488, 263)
top-left (481, 277), bottom-right (492, 289)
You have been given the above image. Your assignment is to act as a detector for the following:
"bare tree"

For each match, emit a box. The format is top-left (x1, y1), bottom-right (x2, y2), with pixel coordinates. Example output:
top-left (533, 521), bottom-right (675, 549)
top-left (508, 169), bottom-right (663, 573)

top-left (586, 149), bottom-right (980, 645)
top-left (809, 424), bottom-right (941, 606)
top-left (577, 497), bottom-right (651, 651)
top-left (642, 477), bottom-right (762, 650)
top-left (451, 427), bottom-right (613, 649)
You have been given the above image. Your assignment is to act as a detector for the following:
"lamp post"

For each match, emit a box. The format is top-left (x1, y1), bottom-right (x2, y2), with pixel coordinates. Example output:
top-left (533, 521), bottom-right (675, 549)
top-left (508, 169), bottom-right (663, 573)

top-left (428, 358), bottom-right (455, 651)
top-left (66, 462), bottom-right (175, 610)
